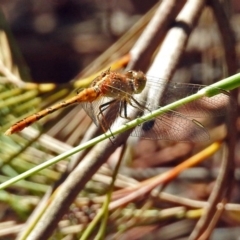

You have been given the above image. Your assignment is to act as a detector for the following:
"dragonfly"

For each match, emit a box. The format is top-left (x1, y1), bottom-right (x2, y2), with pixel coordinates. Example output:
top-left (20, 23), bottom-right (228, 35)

top-left (4, 69), bottom-right (231, 142)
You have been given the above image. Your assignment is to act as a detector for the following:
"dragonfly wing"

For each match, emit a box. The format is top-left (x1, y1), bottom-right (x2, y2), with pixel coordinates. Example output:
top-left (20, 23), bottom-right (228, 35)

top-left (145, 79), bottom-right (232, 117)
top-left (81, 101), bottom-right (98, 125)
top-left (162, 92), bottom-right (231, 117)
top-left (131, 111), bottom-right (210, 142)
top-left (81, 97), bottom-right (122, 132)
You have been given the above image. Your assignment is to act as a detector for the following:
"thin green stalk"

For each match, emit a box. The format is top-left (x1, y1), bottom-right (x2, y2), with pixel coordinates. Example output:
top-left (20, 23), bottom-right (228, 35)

top-left (1, 72), bottom-right (240, 190)
top-left (0, 90), bottom-right (38, 108)
top-left (80, 144), bottom-right (127, 240)
top-left (0, 175), bottom-right (48, 192)
top-left (95, 144), bottom-right (127, 240)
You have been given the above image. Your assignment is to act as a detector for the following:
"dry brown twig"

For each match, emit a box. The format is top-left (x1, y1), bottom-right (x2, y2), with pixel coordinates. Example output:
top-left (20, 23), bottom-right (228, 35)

top-left (189, 0), bottom-right (238, 239)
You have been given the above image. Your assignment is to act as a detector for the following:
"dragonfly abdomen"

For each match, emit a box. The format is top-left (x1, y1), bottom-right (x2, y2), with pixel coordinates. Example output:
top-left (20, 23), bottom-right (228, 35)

top-left (5, 87), bottom-right (101, 135)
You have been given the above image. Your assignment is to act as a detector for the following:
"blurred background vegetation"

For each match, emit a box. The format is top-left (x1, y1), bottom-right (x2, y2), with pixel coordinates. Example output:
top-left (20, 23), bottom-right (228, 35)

top-left (1, 0), bottom-right (159, 83)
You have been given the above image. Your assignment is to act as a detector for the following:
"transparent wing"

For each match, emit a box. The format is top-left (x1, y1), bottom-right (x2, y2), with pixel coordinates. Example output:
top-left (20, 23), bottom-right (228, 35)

top-left (131, 111), bottom-right (209, 142)
top-left (81, 97), bottom-right (122, 131)
top-left (81, 96), bottom-right (211, 142)
top-left (144, 78), bottom-right (232, 117)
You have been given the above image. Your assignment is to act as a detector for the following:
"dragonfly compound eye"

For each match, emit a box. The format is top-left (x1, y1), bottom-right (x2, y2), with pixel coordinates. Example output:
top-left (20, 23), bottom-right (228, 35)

top-left (132, 71), bottom-right (147, 94)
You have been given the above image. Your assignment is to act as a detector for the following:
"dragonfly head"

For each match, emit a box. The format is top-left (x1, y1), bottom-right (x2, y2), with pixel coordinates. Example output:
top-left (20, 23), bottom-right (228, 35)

top-left (127, 71), bottom-right (147, 94)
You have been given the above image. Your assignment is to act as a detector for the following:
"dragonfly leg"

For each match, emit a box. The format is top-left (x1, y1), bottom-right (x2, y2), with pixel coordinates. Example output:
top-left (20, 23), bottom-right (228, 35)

top-left (118, 100), bottom-right (132, 120)
top-left (129, 97), bottom-right (151, 112)
top-left (130, 97), bottom-right (151, 112)
top-left (98, 99), bottom-right (116, 138)
top-left (130, 97), bottom-right (154, 128)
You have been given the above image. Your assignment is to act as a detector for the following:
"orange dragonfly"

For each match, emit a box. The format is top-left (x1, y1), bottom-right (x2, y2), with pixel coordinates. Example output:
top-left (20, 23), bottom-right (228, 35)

top-left (5, 69), bottom-right (231, 141)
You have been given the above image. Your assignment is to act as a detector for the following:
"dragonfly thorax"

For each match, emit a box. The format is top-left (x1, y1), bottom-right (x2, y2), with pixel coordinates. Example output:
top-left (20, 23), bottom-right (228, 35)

top-left (98, 70), bottom-right (147, 98)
